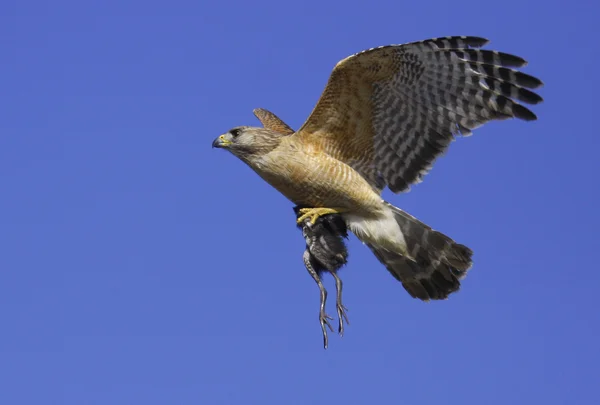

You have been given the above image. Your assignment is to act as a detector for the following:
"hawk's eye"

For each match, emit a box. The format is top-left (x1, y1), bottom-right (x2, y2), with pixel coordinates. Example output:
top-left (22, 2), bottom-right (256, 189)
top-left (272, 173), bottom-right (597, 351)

top-left (230, 128), bottom-right (242, 138)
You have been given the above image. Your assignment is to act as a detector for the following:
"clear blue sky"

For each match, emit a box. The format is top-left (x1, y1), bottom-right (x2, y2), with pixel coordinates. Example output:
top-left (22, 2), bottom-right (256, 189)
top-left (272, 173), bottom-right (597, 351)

top-left (2, 0), bottom-right (599, 404)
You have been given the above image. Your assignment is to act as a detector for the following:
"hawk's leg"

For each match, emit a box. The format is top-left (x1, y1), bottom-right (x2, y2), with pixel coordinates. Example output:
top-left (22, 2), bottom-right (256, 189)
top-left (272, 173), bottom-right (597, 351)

top-left (303, 250), bottom-right (334, 349)
top-left (296, 207), bottom-right (346, 225)
top-left (331, 271), bottom-right (350, 336)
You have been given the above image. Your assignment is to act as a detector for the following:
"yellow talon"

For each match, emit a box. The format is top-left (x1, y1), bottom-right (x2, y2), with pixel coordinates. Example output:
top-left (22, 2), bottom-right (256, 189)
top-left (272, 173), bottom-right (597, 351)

top-left (296, 207), bottom-right (344, 225)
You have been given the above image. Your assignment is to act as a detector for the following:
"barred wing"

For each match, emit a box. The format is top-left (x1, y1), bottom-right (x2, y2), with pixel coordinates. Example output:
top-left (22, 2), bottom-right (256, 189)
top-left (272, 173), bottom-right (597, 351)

top-left (293, 36), bottom-right (543, 193)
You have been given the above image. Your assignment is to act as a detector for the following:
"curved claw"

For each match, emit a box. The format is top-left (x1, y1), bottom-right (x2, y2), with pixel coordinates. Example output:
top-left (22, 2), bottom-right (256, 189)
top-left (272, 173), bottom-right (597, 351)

top-left (296, 207), bottom-right (345, 225)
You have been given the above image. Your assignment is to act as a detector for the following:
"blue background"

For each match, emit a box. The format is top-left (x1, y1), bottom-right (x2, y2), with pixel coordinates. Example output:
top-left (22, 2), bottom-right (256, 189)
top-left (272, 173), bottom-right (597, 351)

top-left (2, 0), bottom-right (598, 404)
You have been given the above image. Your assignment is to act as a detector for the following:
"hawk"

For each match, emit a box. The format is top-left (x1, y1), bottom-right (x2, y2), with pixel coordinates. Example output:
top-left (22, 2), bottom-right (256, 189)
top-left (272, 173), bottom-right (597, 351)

top-left (213, 36), bottom-right (542, 345)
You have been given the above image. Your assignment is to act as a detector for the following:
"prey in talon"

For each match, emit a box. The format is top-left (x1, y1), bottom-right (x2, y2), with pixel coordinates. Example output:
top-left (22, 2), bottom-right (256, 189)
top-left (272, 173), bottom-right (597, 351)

top-left (295, 206), bottom-right (350, 349)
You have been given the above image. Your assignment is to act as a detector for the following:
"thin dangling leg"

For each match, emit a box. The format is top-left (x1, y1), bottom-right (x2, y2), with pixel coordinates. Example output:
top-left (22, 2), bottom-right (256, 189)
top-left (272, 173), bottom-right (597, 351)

top-left (303, 250), bottom-right (334, 349)
top-left (331, 271), bottom-right (350, 336)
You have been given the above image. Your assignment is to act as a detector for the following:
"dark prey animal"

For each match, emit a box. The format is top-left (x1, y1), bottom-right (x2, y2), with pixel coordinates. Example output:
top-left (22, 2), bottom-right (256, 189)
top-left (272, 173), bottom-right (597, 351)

top-left (294, 206), bottom-right (349, 349)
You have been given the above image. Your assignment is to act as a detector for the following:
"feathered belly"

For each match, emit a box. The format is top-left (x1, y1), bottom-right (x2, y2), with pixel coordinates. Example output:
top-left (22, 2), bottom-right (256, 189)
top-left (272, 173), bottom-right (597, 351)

top-left (252, 148), bottom-right (382, 212)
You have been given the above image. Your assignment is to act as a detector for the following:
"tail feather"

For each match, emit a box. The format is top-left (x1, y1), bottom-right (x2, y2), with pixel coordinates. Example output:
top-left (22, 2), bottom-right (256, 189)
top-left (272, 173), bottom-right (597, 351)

top-left (369, 202), bottom-right (473, 300)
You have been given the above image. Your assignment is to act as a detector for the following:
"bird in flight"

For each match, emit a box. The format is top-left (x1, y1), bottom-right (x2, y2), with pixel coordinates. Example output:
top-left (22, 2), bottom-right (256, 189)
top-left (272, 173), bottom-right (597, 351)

top-left (213, 36), bottom-right (543, 347)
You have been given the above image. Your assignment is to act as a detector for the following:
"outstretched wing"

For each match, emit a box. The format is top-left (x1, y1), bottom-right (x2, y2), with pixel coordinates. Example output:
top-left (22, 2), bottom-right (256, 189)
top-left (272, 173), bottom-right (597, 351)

top-left (253, 108), bottom-right (295, 135)
top-left (292, 36), bottom-right (543, 193)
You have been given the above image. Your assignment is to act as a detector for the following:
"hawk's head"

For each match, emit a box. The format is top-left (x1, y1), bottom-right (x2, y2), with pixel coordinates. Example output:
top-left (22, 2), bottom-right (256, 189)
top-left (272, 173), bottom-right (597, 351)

top-left (212, 126), bottom-right (285, 161)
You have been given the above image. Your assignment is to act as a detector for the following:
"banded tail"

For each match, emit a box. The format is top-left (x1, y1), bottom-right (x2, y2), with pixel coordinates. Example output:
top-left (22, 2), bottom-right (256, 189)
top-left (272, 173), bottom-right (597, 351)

top-left (367, 202), bottom-right (473, 300)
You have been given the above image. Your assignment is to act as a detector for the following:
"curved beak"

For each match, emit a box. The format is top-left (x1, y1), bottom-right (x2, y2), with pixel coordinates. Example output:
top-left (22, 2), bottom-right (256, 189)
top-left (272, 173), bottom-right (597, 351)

top-left (212, 134), bottom-right (232, 149)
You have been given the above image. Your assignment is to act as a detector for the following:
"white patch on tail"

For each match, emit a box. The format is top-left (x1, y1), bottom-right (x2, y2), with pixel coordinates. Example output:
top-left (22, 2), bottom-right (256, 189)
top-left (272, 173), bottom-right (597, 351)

top-left (343, 208), bottom-right (408, 255)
